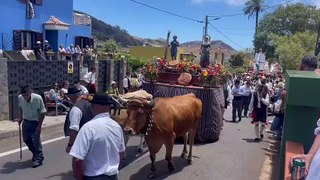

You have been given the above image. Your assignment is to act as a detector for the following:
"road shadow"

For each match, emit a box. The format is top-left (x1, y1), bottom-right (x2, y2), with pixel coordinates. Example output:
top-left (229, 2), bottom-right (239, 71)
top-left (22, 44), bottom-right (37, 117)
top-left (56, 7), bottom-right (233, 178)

top-left (0, 159), bottom-right (32, 174)
top-left (129, 156), bottom-right (189, 180)
top-left (44, 170), bottom-right (73, 180)
top-left (119, 145), bottom-right (149, 170)
top-left (224, 120), bottom-right (239, 124)
top-left (262, 138), bottom-right (281, 179)
top-left (242, 138), bottom-right (260, 143)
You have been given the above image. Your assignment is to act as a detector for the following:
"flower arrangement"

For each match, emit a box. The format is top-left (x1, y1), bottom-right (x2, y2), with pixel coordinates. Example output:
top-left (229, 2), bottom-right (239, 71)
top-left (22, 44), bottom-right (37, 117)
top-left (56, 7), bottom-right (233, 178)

top-left (144, 62), bottom-right (159, 82)
top-left (218, 65), bottom-right (230, 83)
top-left (176, 61), bottom-right (200, 75)
top-left (200, 64), bottom-right (221, 87)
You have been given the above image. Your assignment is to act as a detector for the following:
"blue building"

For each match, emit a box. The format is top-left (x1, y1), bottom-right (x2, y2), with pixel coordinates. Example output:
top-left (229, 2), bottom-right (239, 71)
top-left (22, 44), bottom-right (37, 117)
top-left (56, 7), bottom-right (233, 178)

top-left (0, 0), bottom-right (92, 52)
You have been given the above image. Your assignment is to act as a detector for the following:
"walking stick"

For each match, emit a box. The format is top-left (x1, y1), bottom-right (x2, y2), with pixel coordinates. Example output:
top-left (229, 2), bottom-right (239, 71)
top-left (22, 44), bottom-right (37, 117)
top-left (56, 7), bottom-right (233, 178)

top-left (19, 123), bottom-right (22, 160)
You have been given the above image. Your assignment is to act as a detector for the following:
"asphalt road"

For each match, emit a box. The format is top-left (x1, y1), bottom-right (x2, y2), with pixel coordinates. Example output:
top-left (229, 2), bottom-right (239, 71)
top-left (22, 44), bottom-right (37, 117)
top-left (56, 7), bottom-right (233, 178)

top-left (0, 108), bottom-right (271, 180)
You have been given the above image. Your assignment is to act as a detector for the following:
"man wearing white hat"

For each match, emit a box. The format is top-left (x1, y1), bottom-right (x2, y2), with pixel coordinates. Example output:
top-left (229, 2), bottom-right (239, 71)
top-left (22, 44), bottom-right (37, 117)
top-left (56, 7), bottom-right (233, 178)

top-left (33, 41), bottom-right (43, 60)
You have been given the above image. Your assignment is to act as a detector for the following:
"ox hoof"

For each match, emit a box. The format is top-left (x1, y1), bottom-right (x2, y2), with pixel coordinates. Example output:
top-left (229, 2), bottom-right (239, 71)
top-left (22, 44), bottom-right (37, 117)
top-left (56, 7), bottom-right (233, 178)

top-left (168, 163), bottom-right (175, 173)
top-left (187, 159), bottom-right (193, 165)
top-left (148, 172), bottom-right (156, 179)
top-left (180, 153), bottom-right (187, 159)
top-left (138, 148), bottom-right (143, 153)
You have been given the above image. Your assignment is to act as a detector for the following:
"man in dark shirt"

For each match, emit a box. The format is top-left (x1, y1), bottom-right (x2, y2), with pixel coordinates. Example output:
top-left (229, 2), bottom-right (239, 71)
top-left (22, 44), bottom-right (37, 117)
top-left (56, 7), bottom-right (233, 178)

top-left (170, 36), bottom-right (179, 60)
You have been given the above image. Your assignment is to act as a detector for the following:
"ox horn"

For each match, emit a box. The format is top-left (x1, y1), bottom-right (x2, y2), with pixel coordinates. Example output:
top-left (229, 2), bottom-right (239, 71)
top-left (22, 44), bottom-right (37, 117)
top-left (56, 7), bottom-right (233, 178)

top-left (146, 99), bottom-right (155, 108)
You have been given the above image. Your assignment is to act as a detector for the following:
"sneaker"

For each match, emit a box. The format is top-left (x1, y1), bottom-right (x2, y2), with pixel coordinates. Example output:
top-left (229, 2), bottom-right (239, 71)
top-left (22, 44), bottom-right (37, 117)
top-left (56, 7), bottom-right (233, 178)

top-left (32, 161), bottom-right (42, 168)
top-left (32, 157), bottom-right (44, 168)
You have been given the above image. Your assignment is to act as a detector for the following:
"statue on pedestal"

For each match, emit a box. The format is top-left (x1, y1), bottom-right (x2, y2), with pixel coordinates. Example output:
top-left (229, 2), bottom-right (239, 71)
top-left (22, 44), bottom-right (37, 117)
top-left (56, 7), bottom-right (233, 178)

top-left (200, 35), bottom-right (212, 68)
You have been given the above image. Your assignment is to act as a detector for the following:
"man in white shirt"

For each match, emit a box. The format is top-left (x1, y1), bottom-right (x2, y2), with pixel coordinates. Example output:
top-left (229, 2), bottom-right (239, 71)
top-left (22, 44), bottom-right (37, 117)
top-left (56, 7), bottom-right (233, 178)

top-left (254, 48), bottom-right (266, 73)
top-left (69, 93), bottom-right (125, 180)
top-left (231, 80), bottom-right (244, 122)
top-left (83, 67), bottom-right (96, 94)
top-left (123, 72), bottom-right (131, 94)
top-left (64, 86), bottom-right (94, 153)
top-left (241, 81), bottom-right (253, 118)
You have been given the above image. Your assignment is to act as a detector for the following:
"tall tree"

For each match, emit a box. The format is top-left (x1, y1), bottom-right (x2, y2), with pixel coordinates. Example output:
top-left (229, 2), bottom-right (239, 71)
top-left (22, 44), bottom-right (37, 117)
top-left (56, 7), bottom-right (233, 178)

top-left (254, 3), bottom-right (320, 59)
top-left (243, 0), bottom-right (266, 35)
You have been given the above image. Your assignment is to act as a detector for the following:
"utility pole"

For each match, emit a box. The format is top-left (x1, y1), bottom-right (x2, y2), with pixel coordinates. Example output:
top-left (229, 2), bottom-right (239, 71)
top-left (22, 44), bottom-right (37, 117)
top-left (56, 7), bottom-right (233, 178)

top-left (204, 15), bottom-right (209, 37)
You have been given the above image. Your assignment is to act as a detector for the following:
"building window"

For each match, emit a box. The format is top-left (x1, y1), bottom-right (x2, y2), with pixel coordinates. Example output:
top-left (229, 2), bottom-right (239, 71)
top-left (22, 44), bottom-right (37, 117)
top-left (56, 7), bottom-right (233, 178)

top-left (13, 30), bottom-right (42, 50)
top-left (75, 36), bottom-right (94, 49)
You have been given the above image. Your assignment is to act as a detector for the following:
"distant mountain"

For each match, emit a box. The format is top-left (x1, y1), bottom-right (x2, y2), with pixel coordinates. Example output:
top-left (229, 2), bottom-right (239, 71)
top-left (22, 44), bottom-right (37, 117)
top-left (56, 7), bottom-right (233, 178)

top-left (181, 40), bottom-right (236, 52)
top-left (74, 10), bottom-right (143, 47)
top-left (75, 10), bottom-right (236, 52)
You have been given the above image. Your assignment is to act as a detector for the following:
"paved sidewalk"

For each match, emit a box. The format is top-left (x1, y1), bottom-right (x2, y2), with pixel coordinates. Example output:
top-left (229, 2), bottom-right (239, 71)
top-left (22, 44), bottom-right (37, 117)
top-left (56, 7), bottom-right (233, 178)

top-left (0, 115), bottom-right (66, 140)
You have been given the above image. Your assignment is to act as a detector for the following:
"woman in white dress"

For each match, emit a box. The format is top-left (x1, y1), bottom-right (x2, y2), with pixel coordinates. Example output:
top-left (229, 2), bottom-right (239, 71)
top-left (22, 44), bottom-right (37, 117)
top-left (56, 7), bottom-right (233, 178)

top-left (291, 119), bottom-right (320, 179)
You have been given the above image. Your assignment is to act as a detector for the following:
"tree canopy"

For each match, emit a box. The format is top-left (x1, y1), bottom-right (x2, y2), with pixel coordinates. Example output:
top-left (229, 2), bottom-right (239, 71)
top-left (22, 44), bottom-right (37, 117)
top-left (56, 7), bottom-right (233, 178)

top-left (243, 0), bottom-right (266, 34)
top-left (271, 31), bottom-right (317, 70)
top-left (254, 3), bottom-right (320, 58)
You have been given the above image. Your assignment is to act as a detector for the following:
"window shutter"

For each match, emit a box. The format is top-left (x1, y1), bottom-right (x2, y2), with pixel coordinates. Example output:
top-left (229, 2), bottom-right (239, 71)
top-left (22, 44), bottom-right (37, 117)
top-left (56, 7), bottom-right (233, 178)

top-left (75, 36), bottom-right (80, 48)
top-left (36, 32), bottom-right (43, 43)
top-left (89, 38), bottom-right (94, 48)
top-left (35, 0), bottom-right (42, 5)
top-left (13, 30), bottom-right (22, 50)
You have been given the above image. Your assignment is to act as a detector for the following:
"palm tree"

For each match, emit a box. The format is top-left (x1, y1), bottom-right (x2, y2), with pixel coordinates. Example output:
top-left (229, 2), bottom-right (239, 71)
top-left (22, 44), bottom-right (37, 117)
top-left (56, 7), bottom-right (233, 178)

top-left (243, 0), bottom-right (266, 35)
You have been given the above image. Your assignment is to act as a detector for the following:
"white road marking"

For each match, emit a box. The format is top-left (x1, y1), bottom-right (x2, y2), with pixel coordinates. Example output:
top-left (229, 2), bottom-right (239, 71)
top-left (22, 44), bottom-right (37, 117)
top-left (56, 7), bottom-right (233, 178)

top-left (0, 136), bottom-right (66, 158)
top-left (125, 151), bottom-right (150, 168)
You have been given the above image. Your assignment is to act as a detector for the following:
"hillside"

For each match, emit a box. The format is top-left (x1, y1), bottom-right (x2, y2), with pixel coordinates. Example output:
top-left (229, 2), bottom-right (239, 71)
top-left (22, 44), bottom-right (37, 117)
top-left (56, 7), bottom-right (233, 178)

top-left (181, 40), bottom-right (236, 52)
top-left (74, 10), bottom-right (143, 47)
top-left (75, 10), bottom-right (237, 52)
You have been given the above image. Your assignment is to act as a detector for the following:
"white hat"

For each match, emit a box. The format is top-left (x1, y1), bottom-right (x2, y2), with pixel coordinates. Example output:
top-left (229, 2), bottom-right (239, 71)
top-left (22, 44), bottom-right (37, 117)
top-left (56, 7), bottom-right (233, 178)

top-left (36, 41), bottom-right (41, 44)
top-left (44, 40), bottom-right (49, 43)
top-left (111, 81), bottom-right (116, 85)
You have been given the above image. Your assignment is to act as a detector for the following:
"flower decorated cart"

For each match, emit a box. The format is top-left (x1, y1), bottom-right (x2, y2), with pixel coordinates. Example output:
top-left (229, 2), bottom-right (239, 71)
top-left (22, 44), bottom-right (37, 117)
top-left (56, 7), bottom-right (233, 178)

top-left (141, 59), bottom-right (230, 143)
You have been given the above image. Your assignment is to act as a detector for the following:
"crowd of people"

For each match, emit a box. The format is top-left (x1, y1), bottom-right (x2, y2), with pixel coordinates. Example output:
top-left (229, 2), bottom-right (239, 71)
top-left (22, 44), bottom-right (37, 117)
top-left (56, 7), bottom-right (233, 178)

top-left (20, 40), bottom-right (96, 65)
top-left (224, 55), bottom-right (318, 143)
top-left (222, 55), bottom-right (320, 179)
top-left (14, 50), bottom-right (320, 179)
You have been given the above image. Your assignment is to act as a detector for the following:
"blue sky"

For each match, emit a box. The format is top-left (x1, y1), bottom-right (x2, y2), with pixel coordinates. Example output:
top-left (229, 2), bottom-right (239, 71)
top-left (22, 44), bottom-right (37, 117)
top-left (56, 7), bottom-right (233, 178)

top-left (74, 0), bottom-right (319, 51)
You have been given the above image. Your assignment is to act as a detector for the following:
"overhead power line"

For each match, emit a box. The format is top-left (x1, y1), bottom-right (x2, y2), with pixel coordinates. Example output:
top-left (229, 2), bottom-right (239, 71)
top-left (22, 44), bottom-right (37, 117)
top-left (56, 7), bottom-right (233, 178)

top-left (129, 0), bottom-right (204, 23)
top-left (208, 0), bottom-right (296, 19)
top-left (209, 23), bottom-right (244, 49)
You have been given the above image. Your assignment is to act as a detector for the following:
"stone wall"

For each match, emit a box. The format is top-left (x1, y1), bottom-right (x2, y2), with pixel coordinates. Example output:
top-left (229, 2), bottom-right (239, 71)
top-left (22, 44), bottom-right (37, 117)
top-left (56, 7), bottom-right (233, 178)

top-left (0, 59), bottom-right (9, 121)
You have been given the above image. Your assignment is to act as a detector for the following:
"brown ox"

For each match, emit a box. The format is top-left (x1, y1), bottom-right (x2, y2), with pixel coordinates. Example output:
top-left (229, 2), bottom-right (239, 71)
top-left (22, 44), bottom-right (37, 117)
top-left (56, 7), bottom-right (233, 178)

top-left (124, 93), bottom-right (202, 178)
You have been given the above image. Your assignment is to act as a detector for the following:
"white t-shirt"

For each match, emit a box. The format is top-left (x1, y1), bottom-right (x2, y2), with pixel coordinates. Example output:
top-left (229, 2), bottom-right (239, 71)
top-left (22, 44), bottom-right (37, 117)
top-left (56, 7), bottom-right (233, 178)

top-left (83, 72), bottom-right (96, 84)
top-left (80, 85), bottom-right (89, 95)
top-left (306, 119), bottom-right (320, 180)
top-left (69, 113), bottom-right (125, 176)
top-left (123, 77), bottom-right (129, 88)
top-left (69, 107), bottom-right (82, 131)
top-left (61, 88), bottom-right (68, 94)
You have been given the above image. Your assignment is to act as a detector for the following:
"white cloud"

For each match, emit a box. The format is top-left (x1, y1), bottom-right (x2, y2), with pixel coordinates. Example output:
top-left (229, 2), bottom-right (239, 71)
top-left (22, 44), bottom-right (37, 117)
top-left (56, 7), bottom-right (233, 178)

top-left (190, 0), bottom-right (219, 4)
top-left (311, 0), bottom-right (320, 7)
top-left (226, 0), bottom-right (247, 6)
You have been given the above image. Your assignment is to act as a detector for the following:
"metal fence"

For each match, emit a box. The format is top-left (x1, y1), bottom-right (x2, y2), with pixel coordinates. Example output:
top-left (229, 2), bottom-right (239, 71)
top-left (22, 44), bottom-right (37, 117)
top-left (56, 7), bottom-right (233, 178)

top-left (5, 59), bottom-right (126, 120)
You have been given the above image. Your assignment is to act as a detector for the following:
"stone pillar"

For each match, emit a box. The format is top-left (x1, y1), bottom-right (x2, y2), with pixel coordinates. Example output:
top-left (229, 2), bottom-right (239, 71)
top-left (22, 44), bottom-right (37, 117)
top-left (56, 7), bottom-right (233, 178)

top-left (106, 59), bottom-right (114, 89)
top-left (0, 59), bottom-right (9, 121)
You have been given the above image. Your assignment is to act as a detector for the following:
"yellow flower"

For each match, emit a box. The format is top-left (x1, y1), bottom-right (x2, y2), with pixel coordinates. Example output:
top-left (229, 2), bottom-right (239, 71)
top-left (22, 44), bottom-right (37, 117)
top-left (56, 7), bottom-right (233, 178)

top-left (203, 70), bottom-right (208, 77)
